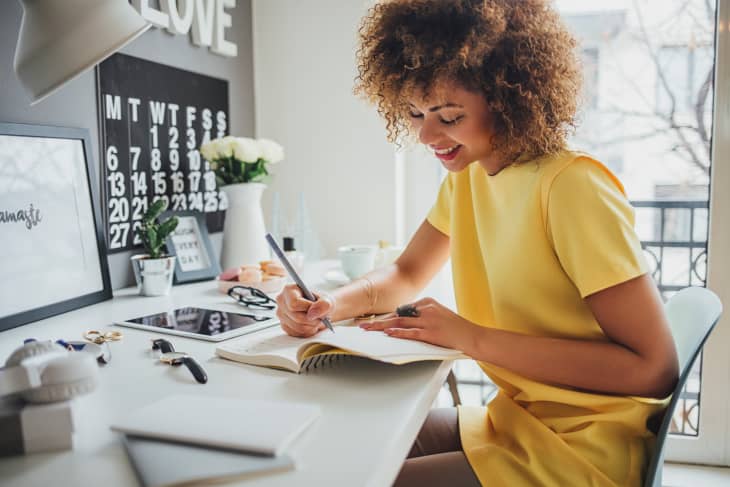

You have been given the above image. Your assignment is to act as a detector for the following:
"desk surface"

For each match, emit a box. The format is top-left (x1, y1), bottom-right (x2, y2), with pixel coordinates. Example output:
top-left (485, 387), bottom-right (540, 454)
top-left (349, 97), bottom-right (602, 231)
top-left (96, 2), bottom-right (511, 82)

top-left (0, 261), bottom-right (451, 487)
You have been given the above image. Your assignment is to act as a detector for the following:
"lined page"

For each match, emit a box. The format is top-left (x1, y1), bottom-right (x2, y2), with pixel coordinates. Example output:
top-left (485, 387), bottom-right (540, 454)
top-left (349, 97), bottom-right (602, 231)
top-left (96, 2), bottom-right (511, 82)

top-left (311, 326), bottom-right (466, 360)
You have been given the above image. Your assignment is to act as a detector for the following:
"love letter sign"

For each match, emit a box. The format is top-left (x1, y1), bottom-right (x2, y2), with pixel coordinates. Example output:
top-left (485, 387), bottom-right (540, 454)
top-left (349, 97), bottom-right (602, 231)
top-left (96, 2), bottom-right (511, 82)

top-left (132, 0), bottom-right (238, 58)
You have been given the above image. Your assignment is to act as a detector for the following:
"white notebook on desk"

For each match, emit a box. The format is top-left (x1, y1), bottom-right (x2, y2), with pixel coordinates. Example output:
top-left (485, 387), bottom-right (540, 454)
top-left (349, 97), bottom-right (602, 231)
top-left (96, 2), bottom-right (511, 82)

top-left (111, 395), bottom-right (320, 456)
top-left (123, 435), bottom-right (295, 487)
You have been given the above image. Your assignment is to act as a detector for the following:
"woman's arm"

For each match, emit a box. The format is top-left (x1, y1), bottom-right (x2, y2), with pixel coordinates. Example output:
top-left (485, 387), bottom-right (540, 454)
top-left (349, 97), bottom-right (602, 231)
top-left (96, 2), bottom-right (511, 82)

top-left (363, 273), bottom-right (679, 398)
top-left (329, 220), bottom-right (450, 321)
top-left (471, 274), bottom-right (679, 398)
top-left (276, 220), bottom-right (449, 336)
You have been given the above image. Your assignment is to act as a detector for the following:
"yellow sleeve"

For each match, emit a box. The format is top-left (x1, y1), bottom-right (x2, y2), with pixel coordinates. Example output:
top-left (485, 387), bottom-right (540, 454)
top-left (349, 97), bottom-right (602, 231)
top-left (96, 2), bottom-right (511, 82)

top-left (546, 157), bottom-right (648, 298)
top-left (426, 173), bottom-right (454, 236)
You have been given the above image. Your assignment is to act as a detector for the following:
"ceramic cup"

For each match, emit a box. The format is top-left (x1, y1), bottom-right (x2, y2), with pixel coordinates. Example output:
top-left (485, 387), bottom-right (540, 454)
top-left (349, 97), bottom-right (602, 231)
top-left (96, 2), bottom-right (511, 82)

top-left (338, 245), bottom-right (378, 280)
top-left (375, 245), bottom-right (404, 268)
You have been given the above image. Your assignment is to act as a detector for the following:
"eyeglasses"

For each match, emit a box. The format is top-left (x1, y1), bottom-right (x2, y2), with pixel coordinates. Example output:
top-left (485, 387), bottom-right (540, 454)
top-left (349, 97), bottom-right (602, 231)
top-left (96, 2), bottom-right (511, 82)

top-left (227, 285), bottom-right (276, 310)
top-left (152, 338), bottom-right (208, 384)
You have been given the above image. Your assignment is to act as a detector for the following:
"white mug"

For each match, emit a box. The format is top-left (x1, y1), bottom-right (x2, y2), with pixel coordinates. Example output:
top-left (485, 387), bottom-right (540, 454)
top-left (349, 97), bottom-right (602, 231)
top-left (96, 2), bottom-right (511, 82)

top-left (375, 245), bottom-right (404, 268)
top-left (338, 245), bottom-right (377, 280)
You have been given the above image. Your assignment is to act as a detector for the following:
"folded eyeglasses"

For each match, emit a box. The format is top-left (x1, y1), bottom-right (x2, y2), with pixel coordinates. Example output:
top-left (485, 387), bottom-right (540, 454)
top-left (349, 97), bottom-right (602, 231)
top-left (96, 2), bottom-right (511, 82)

top-left (226, 285), bottom-right (276, 311)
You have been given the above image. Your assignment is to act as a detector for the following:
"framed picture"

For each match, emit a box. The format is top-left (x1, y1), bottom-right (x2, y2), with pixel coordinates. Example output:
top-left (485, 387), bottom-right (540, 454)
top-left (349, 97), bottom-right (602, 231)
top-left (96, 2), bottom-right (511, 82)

top-left (0, 122), bottom-right (113, 332)
top-left (161, 210), bottom-right (220, 284)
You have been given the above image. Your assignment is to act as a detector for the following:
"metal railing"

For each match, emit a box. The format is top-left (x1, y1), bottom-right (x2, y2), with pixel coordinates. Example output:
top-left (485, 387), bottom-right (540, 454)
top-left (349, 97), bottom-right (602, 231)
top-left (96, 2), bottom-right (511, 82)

top-left (449, 200), bottom-right (709, 436)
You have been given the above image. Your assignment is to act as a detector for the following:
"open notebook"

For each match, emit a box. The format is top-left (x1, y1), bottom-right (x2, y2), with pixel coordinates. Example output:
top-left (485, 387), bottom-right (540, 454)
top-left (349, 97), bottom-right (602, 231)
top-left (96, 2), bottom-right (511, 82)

top-left (215, 325), bottom-right (468, 373)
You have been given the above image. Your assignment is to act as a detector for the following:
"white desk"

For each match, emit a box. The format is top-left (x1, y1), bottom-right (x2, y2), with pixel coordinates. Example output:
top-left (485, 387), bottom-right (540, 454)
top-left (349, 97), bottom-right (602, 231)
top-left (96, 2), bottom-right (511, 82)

top-left (0, 262), bottom-right (452, 487)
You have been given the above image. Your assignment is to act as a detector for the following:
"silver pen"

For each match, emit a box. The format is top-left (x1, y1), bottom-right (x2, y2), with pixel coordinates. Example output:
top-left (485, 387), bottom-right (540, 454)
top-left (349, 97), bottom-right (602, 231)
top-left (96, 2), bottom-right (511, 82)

top-left (265, 233), bottom-right (335, 333)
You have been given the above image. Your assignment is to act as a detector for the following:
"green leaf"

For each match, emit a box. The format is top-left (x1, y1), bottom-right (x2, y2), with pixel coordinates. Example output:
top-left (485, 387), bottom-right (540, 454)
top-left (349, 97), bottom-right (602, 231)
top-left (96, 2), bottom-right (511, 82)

top-left (232, 158), bottom-right (243, 176)
top-left (146, 199), bottom-right (167, 222)
top-left (158, 217), bottom-right (179, 241)
top-left (146, 227), bottom-right (159, 258)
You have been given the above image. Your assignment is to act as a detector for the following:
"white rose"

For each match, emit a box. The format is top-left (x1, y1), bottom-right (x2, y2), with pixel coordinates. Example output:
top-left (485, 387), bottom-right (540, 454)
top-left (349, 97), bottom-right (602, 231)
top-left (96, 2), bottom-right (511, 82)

top-left (217, 136), bottom-right (237, 158)
top-left (257, 138), bottom-right (284, 164)
top-left (232, 137), bottom-right (262, 163)
top-left (199, 140), bottom-right (217, 161)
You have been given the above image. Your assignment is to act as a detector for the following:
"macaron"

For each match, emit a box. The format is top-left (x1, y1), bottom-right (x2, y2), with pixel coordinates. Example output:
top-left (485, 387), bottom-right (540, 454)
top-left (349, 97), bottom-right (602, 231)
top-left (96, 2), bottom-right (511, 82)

top-left (219, 267), bottom-right (239, 281)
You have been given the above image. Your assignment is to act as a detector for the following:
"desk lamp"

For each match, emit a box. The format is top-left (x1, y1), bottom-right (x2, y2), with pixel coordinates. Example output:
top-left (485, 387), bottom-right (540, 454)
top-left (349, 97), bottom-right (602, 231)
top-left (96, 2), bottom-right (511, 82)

top-left (13, 0), bottom-right (150, 105)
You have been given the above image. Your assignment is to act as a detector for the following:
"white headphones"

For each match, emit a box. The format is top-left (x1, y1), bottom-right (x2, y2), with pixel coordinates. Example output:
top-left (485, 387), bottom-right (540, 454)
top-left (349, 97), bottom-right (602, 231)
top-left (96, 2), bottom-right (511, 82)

top-left (0, 340), bottom-right (99, 404)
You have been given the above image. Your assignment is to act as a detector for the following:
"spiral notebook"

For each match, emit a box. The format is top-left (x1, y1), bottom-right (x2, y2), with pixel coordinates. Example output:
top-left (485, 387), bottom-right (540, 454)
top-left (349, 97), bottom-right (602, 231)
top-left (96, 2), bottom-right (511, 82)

top-left (215, 325), bottom-right (467, 373)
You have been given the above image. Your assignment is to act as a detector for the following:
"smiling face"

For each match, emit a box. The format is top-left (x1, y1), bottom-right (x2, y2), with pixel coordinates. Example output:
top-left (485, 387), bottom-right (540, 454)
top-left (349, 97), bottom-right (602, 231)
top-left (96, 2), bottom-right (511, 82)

top-left (407, 82), bottom-right (503, 174)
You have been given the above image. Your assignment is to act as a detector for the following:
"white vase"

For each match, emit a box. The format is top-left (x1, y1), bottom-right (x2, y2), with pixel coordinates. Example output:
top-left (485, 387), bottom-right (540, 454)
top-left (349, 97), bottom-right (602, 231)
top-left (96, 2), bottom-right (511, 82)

top-left (220, 182), bottom-right (270, 270)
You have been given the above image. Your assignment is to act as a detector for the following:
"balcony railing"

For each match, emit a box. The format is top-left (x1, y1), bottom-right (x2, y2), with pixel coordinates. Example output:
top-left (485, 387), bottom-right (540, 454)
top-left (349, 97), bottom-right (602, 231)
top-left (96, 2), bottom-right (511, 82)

top-left (449, 200), bottom-right (708, 436)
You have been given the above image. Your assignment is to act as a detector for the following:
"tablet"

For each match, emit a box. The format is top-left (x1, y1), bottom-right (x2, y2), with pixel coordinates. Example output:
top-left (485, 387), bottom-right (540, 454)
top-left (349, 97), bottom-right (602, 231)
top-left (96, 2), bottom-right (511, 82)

top-left (115, 307), bottom-right (279, 342)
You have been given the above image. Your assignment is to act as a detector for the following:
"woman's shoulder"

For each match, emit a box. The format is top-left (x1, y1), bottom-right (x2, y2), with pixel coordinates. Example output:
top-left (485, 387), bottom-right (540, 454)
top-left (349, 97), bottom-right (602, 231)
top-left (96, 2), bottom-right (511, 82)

top-left (538, 149), bottom-right (626, 195)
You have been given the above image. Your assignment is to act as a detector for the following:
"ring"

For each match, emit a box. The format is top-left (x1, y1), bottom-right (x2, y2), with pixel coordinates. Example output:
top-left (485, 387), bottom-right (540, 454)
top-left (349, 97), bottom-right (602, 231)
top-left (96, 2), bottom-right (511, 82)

top-left (84, 330), bottom-right (123, 344)
top-left (396, 303), bottom-right (420, 317)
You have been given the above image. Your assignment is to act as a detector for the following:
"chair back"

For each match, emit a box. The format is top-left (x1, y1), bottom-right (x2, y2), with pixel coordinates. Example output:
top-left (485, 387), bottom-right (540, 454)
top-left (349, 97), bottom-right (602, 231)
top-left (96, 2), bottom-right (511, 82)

top-left (644, 286), bottom-right (722, 487)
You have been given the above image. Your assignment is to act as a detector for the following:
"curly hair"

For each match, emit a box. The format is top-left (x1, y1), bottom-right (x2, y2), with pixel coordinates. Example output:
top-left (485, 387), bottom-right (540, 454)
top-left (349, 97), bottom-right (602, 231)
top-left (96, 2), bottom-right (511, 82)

top-left (354, 0), bottom-right (581, 161)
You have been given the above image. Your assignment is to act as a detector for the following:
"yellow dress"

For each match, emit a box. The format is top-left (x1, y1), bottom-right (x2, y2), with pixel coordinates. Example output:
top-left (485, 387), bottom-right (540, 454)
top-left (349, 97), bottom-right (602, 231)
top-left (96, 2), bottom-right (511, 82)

top-left (426, 151), bottom-right (666, 487)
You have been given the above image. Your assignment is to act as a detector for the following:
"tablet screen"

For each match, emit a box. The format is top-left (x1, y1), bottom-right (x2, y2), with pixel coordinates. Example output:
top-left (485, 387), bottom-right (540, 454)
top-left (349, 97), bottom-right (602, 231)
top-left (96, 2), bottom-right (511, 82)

top-left (125, 307), bottom-right (273, 337)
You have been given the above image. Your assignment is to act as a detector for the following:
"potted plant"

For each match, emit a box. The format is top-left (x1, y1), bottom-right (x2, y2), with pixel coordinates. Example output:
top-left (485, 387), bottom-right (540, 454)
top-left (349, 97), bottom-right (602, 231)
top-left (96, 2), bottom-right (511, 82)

top-left (130, 199), bottom-right (179, 296)
top-left (199, 136), bottom-right (284, 269)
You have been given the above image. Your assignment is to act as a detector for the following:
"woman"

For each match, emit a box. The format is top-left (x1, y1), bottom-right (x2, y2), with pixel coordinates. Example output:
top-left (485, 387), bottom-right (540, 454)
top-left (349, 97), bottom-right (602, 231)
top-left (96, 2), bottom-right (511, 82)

top-left (275, 1), bottom-right (679, 486)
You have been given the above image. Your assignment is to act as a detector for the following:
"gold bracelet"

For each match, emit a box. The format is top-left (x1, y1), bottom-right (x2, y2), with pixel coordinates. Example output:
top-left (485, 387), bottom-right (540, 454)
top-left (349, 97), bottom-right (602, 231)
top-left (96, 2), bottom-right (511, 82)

top-left (356, 276), bottom-right (378, 314)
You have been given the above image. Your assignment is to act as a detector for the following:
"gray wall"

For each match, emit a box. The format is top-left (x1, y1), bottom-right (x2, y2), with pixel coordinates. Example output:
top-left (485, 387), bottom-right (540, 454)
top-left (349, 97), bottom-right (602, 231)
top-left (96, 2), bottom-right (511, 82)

top-left (0, 1), bottom-right (255, 289)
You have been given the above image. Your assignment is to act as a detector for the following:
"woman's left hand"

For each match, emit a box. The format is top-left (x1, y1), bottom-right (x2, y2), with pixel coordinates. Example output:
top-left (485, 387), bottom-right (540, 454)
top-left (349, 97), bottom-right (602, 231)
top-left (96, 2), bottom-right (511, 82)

top-left (359, 297), bottom-right (479, 353)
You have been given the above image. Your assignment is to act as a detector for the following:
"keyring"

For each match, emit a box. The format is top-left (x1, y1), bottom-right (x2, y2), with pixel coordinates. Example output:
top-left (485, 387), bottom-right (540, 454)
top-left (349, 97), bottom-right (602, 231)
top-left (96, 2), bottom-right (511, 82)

top-left (396, 303), bottom-right (420, 317)
top-left (84, 330), bottom-right (123, 344)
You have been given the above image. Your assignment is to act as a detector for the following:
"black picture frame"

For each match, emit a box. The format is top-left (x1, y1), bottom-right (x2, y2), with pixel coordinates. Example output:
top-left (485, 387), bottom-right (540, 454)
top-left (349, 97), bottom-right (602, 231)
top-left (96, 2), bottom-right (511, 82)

top-left (0, 122), bottom-right (113, 332)
top-left (161, 210), bottom-right (220, 284)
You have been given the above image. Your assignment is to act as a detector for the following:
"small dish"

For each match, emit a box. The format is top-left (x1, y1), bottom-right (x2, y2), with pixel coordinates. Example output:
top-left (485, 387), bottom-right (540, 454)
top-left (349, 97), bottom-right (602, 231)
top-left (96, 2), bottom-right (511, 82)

top-left (217, 276), bottom-right (287, 295)
top-left (323, 269), bottom-right (350, 287)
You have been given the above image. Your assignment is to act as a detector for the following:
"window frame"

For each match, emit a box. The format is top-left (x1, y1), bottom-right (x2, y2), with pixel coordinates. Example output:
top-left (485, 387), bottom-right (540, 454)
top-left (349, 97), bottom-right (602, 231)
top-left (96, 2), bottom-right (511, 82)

top-left (665, 0), bottom-right (730, 465)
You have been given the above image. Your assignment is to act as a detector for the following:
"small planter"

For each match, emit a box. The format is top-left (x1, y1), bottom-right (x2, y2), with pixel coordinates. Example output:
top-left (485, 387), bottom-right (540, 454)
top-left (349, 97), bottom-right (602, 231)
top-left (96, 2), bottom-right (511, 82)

top-left (131, 255), bottom-right (176, 296)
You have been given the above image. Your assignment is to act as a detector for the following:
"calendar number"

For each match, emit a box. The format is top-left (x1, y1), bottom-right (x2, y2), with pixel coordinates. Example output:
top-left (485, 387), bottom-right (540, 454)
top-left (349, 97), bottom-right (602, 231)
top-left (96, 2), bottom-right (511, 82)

top-left (131, 196), bottom-right (148, 220)
top-left (109, 222), bottom-right (130, 249)
top-left (130, 146), bottom-right (141, 170)
top-left (171, 193), bottom-right (188, 210)
top-left (109, 197), bottom-right (129, 223)
top-left (106, 145), bottom-right (119, 171)
top-left (132, 221), bottom-right (142, 245)
top-left (151, 148), bottom-right (162, 171)
top-left (188, 192), bottom-right (203, 211)
top-left (204, 191), bottom-right (219, 212)
top-left (107, 173), bottom-right (125, 198)
top-left (131, 172), bottom-right (147, 195)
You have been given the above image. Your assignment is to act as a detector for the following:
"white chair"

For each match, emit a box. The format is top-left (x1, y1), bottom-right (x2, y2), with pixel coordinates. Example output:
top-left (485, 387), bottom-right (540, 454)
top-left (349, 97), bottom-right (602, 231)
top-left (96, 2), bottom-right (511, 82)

top-left (643, 286), bottom-right (723, 487)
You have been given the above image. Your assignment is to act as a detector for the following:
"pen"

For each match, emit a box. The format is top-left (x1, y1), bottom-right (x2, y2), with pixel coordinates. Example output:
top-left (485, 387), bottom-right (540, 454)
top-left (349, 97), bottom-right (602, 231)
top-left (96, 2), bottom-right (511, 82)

top-left (265, 233), bottom-right (335, 333)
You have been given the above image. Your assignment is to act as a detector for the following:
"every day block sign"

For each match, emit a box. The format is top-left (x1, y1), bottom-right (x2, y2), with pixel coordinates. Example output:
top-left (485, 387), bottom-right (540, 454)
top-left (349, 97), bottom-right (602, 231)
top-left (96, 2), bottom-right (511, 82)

top-left (97, 53), bottom-right (229, 253)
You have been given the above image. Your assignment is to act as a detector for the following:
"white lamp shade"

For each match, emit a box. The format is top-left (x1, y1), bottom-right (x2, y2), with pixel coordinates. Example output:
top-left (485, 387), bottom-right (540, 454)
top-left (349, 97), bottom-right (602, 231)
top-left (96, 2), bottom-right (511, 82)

top-left (13, 0), bottom-right (150, 105)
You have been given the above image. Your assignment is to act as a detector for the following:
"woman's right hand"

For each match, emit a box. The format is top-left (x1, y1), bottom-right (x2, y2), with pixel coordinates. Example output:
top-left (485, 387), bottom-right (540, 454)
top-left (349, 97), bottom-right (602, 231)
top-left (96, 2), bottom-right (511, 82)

top-left (276, 284), bottom-right (335, 338)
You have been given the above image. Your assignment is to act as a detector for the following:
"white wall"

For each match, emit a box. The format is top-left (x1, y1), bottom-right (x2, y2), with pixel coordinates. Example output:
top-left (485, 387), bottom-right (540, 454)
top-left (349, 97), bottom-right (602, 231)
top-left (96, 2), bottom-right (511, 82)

top-left (252, 0), bottom-right (397, 258)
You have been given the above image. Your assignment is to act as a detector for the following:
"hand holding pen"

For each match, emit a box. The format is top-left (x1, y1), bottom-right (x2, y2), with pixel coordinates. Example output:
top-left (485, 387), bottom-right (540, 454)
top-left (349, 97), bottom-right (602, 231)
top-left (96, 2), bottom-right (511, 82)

top-left (266, 234), bottom-right (336, 336)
